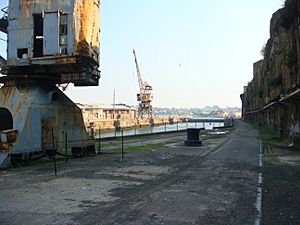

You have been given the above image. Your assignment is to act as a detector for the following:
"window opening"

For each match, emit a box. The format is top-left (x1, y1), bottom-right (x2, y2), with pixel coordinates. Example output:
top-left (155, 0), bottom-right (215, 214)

top-left (17, 48), bottom-right (28, 59)
top-left (59, 14), bottom-right (68, 55)
top-left (33, 14), bottom-right (44, 57)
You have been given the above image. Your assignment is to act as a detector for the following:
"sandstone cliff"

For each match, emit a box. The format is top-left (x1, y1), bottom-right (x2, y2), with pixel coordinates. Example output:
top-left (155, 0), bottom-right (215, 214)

top-left (241, 0), bottom-right (300, 139)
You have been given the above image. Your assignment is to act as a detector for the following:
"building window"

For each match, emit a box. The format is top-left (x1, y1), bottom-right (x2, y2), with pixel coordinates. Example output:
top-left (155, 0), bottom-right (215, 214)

top-left (59, 14), bottom-right (68, 55)
top-left (17, 48), bottom-right (28, 59)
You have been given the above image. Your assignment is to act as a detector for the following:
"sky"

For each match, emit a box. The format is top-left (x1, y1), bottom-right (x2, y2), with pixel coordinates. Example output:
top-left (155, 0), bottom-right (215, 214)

top-left (0, 0), bottom-right (284, 108)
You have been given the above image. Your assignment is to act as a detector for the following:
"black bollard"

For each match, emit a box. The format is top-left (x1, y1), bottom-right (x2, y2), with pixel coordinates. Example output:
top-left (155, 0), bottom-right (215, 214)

top-left (184, 128), bottom-right (202, 146)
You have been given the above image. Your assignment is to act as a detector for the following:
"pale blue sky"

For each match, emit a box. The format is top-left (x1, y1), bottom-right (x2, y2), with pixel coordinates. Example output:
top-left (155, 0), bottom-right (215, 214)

top-left (0, 0), bottom-right (284, 108)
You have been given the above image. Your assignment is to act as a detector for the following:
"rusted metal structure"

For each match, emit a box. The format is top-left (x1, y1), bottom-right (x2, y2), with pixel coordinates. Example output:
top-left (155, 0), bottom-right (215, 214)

top-left (0, 0), bottom-right (100, 167)
top-left (2, 0), bottom-right (100, 85)
top-left (133, 49), bottom-right (153, 120)
top-left (0, 6), bottom-right (8, 33)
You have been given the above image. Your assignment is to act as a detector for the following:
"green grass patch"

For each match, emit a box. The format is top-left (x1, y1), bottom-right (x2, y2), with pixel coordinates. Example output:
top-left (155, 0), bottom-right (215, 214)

top-left (247, 122), bottom-right (282, 144)
top-left (9, 156), bottom-right (69, 172)
top-left (97, 142), bottom-right (118, 148)
top-left (124, 143), bottom-right (165, 153)
top-left (258, 128), bottom-right (282, 144)
top-left (203, 134), bottom-right (227, 140)
top-left (260, 132), bottom-right (282, 144)
top-left (265, 155), bottom-right (282, 165)
top-left (248, 122), bottom-right (261, 130)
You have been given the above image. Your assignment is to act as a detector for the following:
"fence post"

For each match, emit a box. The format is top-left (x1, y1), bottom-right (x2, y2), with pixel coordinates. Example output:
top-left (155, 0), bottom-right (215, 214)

top-left (51, 128), bottom-right (57, 176)
top-left (165, 122), bottom-right (167, 132)
top-left (65, 133), bottom-right (68, 164)
top-left (98, 126), bottom-right (101, 153)
top-left (177, 121), bottom-right (179, 131)
top-left (121, 129), bottom-right (124, 160)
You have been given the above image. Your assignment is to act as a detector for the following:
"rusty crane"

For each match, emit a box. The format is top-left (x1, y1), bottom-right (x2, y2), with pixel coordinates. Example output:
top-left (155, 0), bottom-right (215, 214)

top-left (133, 49), bottom-right (153, 120)
top-left (0, 1), bottom-right (100, 168)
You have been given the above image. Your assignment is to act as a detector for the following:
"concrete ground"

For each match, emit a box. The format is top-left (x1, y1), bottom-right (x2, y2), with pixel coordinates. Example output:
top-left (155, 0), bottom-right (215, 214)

top-left (0, 130), bottom-right (232, 225)
top-left (0, 122), bottom-right (300, 225)
top-left (262, 138), bottom-right (300, 225)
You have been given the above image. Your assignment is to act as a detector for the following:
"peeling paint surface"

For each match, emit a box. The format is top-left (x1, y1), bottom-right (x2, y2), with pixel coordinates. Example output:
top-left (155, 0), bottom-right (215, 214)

top-left (5, 0), bottom-right (100, 86)
top-left (0, 84), bottom-right (93, 155)
top-left (75, 0), bottom-right (100, 58)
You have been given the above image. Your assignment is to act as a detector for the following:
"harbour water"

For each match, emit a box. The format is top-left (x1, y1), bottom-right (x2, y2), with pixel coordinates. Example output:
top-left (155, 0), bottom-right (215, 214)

top-left (96, 121), bottom-right (225, 138)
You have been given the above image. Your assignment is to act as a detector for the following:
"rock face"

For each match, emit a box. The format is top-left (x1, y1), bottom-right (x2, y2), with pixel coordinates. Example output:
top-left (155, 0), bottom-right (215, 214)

top-left (241, 0), bottom-right (300, 141)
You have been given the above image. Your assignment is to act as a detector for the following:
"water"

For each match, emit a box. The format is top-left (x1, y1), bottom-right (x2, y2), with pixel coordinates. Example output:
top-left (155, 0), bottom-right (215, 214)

top-left (96, 121), bottom-right (224, 138)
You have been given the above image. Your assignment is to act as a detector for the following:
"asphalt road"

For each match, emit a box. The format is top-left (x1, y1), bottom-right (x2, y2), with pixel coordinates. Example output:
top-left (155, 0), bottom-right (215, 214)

top-left (80, 120), bottom-right (261, 225)
top-left (0, 121), bottom-right (269, 225)
top-left (89, 121), bottom-right (261, 225)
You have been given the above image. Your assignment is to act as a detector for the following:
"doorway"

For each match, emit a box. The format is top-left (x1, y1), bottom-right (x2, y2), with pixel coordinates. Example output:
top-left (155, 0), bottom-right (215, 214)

top-left (0, 108), bottom-right (13, 131)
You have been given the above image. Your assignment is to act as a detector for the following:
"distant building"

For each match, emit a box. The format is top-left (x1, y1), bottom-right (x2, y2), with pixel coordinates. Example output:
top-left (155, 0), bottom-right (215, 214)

top-left (77, 103), bottom-right (137, 128)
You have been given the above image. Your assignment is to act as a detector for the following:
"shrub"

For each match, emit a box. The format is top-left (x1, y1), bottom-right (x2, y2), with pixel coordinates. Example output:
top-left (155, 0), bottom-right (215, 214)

top-left (280, 0), bottom-right (297, 29)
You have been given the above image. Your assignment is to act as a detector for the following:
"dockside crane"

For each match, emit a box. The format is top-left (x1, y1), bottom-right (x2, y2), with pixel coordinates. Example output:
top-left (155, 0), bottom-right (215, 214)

top-left (133, 49), bottom-right (153, 119)
top-left (0, 0), bottom-right (100, 168)
top-left (0, 6), bottom-right (8, 66)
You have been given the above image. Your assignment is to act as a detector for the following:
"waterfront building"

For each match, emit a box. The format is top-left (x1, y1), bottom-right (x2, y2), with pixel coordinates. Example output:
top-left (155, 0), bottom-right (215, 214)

top-left (77, 103), bottom-right (137, 129)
